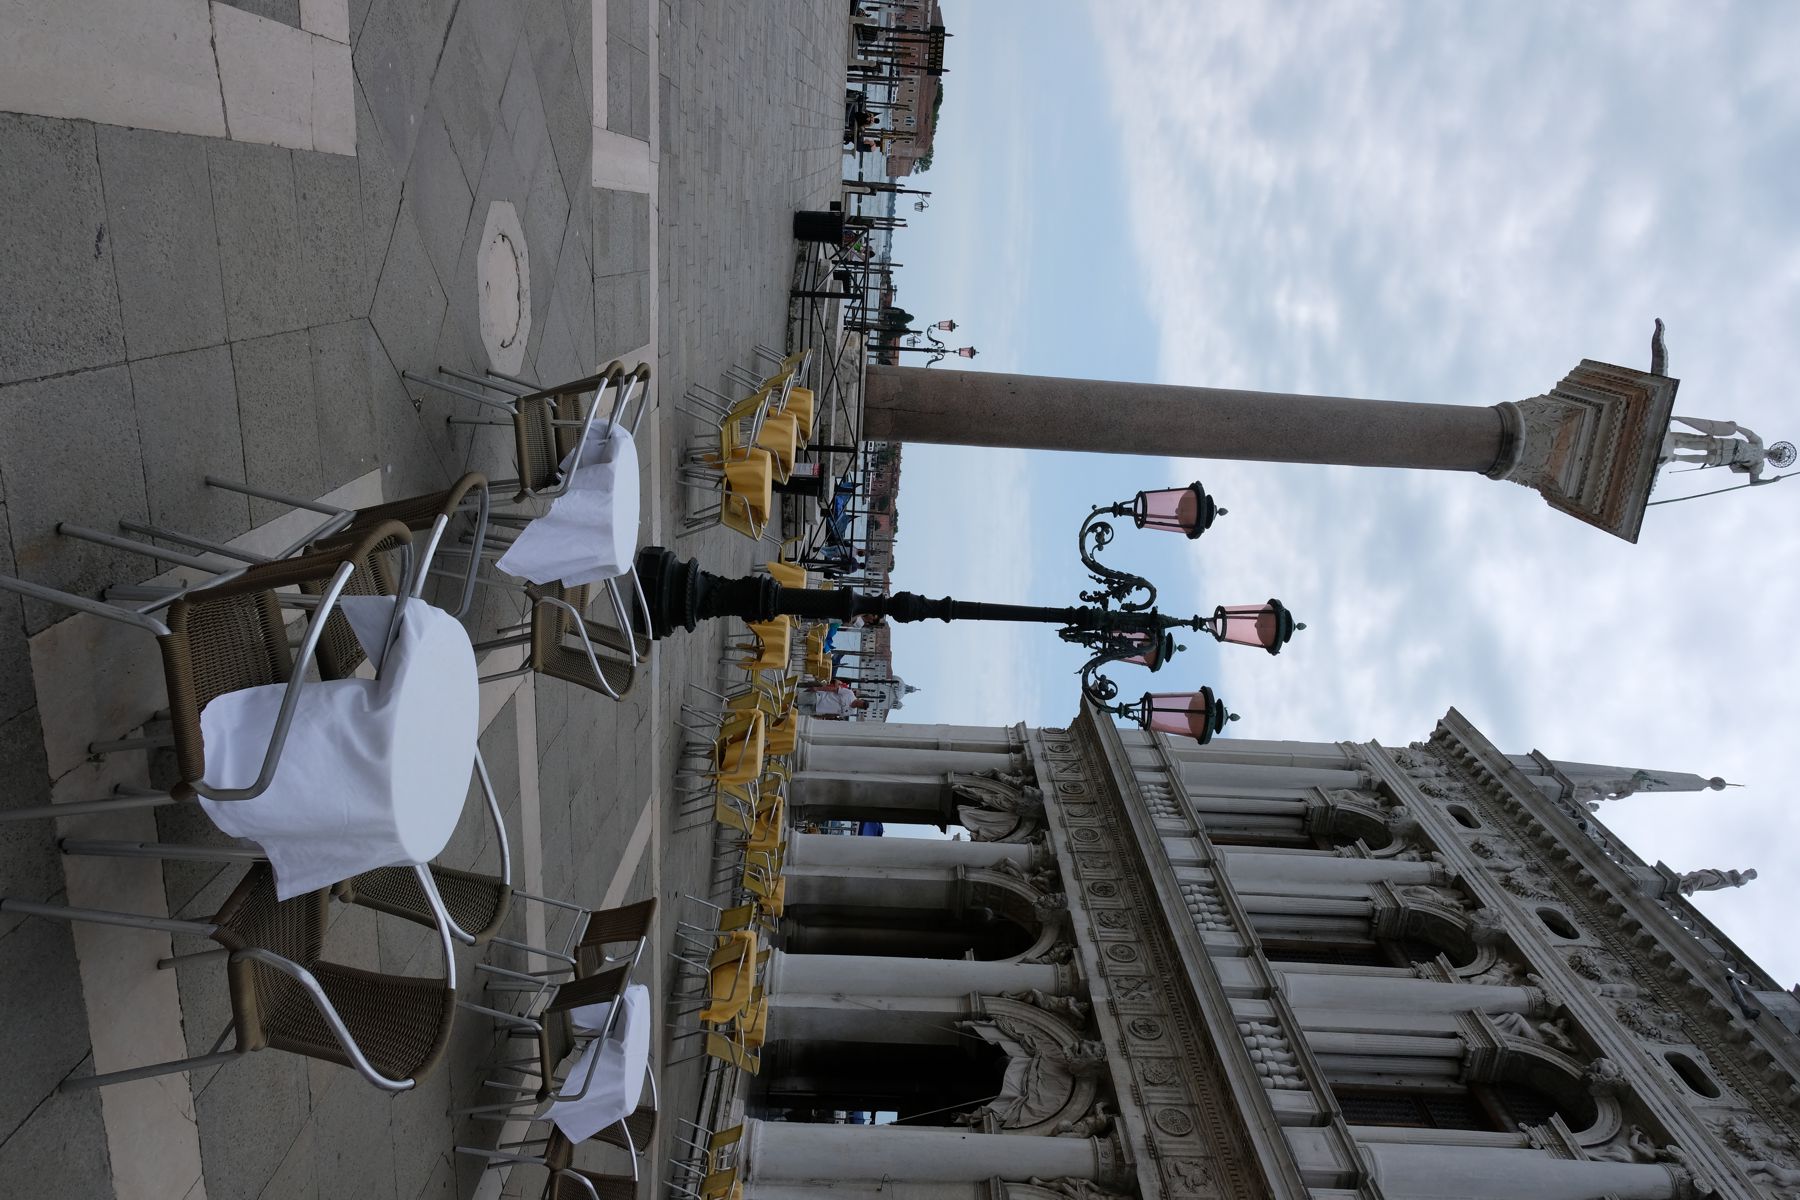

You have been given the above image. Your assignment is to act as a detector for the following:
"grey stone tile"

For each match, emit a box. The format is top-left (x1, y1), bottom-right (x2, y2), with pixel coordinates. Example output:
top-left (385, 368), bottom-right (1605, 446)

top-left (0, 114), bottom-right (123, 383)
top-left (232, 331), bottom-right (324, 525)
top-left (295, 150), bottom-right (367, 326)
top-left (96, 126), bottom-right (228, 361)
top-left (592, 188), bottom-right (649, 279)
top-left (386, 1063), bottom-right (452, 1200)
top-left (311, 319), bottom-right (381, 489)
top-left (370, 200), bottom-right (449, 379)
top-left (257, 1118), bottom-right (317, 1200)
top-left (0, 913), bottom-right (91, 1143)
top-left (224, 0), bottom-right (300, 27)
top-left (498, 37), bottom-right (555, 187)
top-left (209, 141), bottom-right (306, 341)
top-left (605, 39), bottom-right (632, 139)
top-left (562, 0), bottom-right (592, 111)
top-left (531, 285), bottom-right (582, 391)
top-left (0, 708), bottom-right (56, 943)
top-left (402, 107), bottom-right (473, 291)
top-left (130, 346), bottom-right (252, 545)
top-left (357, 80), bottom-right (405, 318)
top-left (365, 325), bottom-right (454, 498)
top-left (0, 504), bottom-right (33, 728)
top-left (193, 1047), bottom-right (310, 1200)
top-left (0, 366), bottom-right (149, 633)
top-left (0, 1056), bottom-right (110, 1199)
top-left (429, 0), bottom-right (520, 189)
top-left (537, 33), bottom-right (590, 211)
top-left (519, 158), bottom-right (569, 365)
top-left (595, 271), bottom-right (649, 362)
top-left (353, 0), bottom-right (458, 174)
top-left (310, 1069), bottom-right (398, 1200)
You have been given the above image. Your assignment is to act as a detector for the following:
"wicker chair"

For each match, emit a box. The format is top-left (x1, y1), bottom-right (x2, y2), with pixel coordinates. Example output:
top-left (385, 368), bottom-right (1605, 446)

top-left (0, 862), bottom-right (456, 1092)
top-left (0, 520), bottom-right (415, 823)
top-left (473, 581), bottom-right (648, 699)
top-left (409, 362), bottom-right (649, 504)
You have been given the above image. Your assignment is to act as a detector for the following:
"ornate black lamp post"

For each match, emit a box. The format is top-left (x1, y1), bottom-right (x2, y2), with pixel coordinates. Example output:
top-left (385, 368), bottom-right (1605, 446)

top-left (896, 319), bottom-right (977, 365)
top-left (635, 482), bottom-right (1302, 743)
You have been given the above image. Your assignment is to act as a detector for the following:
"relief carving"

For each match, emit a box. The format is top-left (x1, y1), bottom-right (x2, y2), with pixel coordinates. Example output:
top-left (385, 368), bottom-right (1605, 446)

top-left (951, 769), bottom-right (1046, 843)
top-left (959, 998), bottom-right (1103, 1136)
top-left (1588, 1124), bottom-right (1683, 1165)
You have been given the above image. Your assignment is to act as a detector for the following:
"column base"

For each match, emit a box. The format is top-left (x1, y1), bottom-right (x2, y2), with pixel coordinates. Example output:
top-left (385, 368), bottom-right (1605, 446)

top-left (1490, 360), bottom-right (1678, 543)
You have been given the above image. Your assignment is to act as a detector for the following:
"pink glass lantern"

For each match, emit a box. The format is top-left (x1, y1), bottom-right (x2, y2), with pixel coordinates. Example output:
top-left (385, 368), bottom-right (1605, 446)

top-left (932, 319), bottom-right (958, 332)
top-left (954, 346), bottom-right (978, 359)
top-left (1131, 482), bottom-right (1220, 539)
top-left (1121, 630), bottom-right (1176, 669)
top-left (1210, 599), bottom-right (1301, 655)
top-left (1134, 688), bottom-right (1234, 744)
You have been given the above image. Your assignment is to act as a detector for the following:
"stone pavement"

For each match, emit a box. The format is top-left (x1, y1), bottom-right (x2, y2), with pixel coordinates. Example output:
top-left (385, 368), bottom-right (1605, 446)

top-left (0, 1), bottom-right (847, 1197)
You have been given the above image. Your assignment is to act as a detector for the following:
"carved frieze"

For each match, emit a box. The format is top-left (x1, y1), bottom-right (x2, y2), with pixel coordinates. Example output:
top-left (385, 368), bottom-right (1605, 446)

top-left (1032, 721), bottom-right (1278, 1199)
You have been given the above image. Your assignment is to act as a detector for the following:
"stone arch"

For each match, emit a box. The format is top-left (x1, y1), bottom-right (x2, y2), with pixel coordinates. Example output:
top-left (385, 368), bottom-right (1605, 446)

top-left (1463, 1015), bottom-right (1621, 1146)
top-left (965, 864), bottom-right (1067, 965)
top-left (959, 994), bottom-right (1104, 1137)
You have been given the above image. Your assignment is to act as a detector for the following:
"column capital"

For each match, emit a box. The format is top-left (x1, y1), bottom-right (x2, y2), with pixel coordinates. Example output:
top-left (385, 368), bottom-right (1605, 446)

top-left (1490, 359), bottom-right (1678, 543)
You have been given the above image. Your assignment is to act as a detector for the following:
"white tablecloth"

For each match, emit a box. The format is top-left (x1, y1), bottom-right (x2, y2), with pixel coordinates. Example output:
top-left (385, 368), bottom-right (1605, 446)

top-left (496, 425), bottom-right (640, 587)
top-left (198, 596), bottom-right (479, 900)
top-left (547, 983), bottom-right (652, 1143)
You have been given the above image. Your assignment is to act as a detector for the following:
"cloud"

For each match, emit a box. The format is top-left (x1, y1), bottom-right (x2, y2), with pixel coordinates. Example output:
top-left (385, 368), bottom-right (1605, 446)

top-left (889, 445), bottom-right (1052, 725)
top-left (1093, 1), bottom-right (1800, 981)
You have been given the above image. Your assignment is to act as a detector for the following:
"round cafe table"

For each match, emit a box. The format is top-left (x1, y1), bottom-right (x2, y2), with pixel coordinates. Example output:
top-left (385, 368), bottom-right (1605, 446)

top-left (495, 425), bottom-right (641, 587)
top-left (198, 596), bottom-right (479, 900)
top-left (546, 983), bottom-right (653, 1143)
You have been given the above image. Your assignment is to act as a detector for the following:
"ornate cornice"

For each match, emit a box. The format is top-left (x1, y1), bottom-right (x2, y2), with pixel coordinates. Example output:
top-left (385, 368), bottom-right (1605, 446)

top-left (1031, 711), bottom-right (1315, 1200)
top-left (1374, 712), bottom-right (1798, 1194)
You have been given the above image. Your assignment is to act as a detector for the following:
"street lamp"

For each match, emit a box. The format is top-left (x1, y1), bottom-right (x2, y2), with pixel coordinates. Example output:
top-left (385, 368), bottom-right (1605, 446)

top-left (634, 480), bottom-right (1303, 743)
top-left (896, 320), bottom-right (977, 365)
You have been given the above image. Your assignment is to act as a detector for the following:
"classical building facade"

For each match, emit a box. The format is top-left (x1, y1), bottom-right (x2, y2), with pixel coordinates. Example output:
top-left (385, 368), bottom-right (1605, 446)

top-left (728, 705), bottom-right (1800, 1199)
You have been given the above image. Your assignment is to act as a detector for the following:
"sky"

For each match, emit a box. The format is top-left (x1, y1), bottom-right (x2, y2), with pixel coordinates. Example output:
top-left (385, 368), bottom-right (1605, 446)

top-left (880, 1), bottom-right (1800, 984)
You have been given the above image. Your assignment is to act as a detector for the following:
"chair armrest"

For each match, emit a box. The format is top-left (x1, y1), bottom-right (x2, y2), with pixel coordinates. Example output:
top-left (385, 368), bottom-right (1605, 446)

top-left (531, 594), bottom-right (623, 700)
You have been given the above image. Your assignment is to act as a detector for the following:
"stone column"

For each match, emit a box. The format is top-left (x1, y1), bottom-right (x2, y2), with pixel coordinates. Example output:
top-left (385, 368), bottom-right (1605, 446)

top-left (1280, 971), bottom-right (1541, 1017)
top-left (766, 950), bottom-right (1066, 998)
top-left (789, 772), bottom-right (953, 825)
top-left (805, 743), bottom-right (1017, 778)
top-left (767, 992), bottom-right (969, 1046)
top-left (801, 720), bottom-right (1018, 753)
top-left (1176, 738), bottom-right (1354, 770)
top-left (1362, 1142), bottom-right (1686, 1200)
top-left (787, 833), bottom-right (1034, 872)
top-left (1179, 760), bottom-right (1368, 792)
top-left (743, 1119), bottom-right (1104, 1185)
top-left (746, 1185), bottom-right (982, 1200)
top-left (784, 833), bottom-right (1041, 911)
top-left (1220, 849), bottom-right (1445, 888)
top-left (862, 357), bottom-right (1679, 543)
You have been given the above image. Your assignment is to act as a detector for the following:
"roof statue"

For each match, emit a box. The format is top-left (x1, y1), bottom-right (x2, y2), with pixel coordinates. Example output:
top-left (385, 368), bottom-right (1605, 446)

top-left (1649, 318), bottom-right (1795, 491)
top-left (1676, 867), bottom-right (1759, 895)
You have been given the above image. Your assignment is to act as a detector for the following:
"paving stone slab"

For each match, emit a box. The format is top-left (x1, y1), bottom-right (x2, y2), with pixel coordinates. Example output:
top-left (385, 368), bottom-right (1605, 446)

top-left (0, 1054), bottom-right (111, 1200)
top-left (0, 365), bottom-right (150, 634)
top-left (403, 106), bottom-right (474, 292)
top-left (353, 0), bottom-right (458, 175)
top-left (366, 324), bottom-right (455, 499)
top-left (295, 149), bottom-right (369, 326)
top-left (232, 330), bottom-right (325, 525)
top-left (311, 318), bottom-right (382, 488)
top-left (0, 708), bottom-right (55, 944)
top-left (430, 0), bottom-right (522, 189)
top-left (130, 344), bottom-right (253, 545)
top-left (0, 114), bottom-right (124, 384)
top-left (357, 80), bottom-right (406, 318)
top-left (370, 199), bottom-right (450, 382)
top-left (0, 504), bottom-right (33, 728)
top-left (310, 1069), bottom-right (399, 1200)
top-left (193, 1045), bottom-right (311, 1200)
top-left (225, 0), bottom-right (301, 28)
top-left (210, 140), bottom-right (308, 342)
top-left (0, 913), bottom-right (93, 1144)
top-left (96, 126), bottom-right (230, 361)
